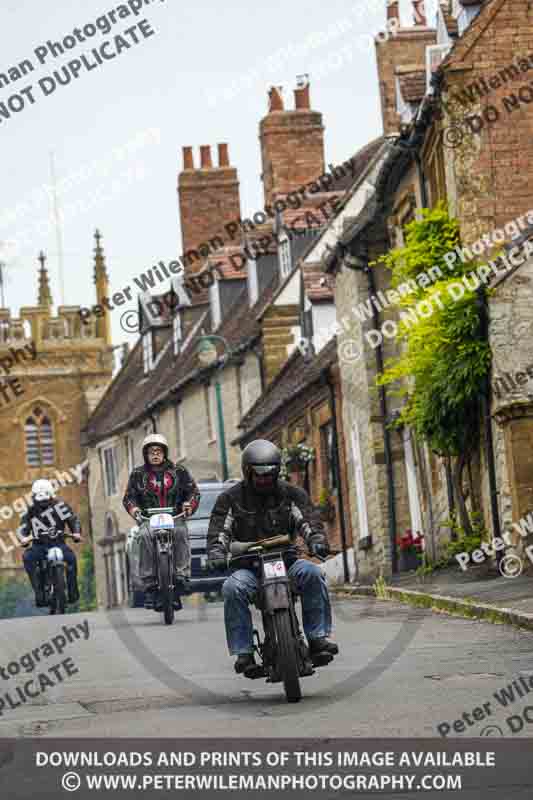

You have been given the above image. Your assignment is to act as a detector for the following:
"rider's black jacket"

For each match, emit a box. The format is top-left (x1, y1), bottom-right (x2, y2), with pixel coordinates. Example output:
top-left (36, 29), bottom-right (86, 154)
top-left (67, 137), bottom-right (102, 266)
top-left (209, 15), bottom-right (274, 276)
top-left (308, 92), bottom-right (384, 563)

top-left (17, 500), bottom-right (81, 544)
top-left (123, 461), bottom-right (201, 516)
top-left (207, 479), bottom-right (327, 560)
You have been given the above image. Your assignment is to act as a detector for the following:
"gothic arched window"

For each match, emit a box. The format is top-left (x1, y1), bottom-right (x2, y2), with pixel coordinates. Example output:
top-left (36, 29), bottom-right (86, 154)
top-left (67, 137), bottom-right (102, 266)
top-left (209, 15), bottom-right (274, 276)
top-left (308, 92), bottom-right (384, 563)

top-left (24, 407), bottom-right (55, 466)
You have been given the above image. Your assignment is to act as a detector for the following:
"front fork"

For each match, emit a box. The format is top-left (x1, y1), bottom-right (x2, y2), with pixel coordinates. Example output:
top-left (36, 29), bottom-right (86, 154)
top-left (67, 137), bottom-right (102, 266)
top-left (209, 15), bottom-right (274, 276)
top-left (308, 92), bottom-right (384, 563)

top-left (256, 600), bottom-right (314, 681)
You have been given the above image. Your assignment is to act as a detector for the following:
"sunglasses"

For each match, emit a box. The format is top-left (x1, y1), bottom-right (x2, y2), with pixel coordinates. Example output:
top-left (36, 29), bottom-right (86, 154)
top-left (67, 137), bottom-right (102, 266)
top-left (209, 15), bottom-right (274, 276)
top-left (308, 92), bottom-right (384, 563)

top-left (250, 465), bottom-right (279, 475)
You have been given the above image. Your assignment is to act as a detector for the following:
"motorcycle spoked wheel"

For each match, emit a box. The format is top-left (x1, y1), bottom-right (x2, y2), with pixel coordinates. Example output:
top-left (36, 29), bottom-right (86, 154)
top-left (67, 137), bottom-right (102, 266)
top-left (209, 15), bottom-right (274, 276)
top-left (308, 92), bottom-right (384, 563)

top-left (158, 550), bottom-right (175, 626)
top-left (272, 609), bottom-right (302, 703)
top-left (50, 566), bottom-right (66, 615)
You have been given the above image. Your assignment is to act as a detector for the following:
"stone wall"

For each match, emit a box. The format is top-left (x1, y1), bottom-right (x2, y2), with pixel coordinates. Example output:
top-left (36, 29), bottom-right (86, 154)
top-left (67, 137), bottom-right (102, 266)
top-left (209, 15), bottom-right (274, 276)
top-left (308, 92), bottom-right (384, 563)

top-left (488, 249), bottom-right (533, 562)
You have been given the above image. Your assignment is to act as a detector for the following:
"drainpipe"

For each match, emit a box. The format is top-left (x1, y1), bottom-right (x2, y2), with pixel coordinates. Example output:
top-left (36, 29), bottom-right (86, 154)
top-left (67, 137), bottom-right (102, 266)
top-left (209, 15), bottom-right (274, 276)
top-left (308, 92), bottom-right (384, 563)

top-left (325, 367), bottom-right (351, 584)
top-left (250, 343), bottom-right (266, 393)
top-left (365, 264), bottom-right (399, 574)
top-left (476, 287), bottom-right (502, 563)
top-left (214, 378), bottom-right (229, 481)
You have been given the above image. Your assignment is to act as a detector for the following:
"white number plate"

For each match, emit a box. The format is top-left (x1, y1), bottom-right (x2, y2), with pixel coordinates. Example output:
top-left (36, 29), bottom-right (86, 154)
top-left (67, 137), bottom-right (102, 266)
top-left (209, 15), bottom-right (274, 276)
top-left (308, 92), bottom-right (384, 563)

top-left (149, 513), bottom-right (174, 530)
top-left (264, 559), bottom-right (286, 579)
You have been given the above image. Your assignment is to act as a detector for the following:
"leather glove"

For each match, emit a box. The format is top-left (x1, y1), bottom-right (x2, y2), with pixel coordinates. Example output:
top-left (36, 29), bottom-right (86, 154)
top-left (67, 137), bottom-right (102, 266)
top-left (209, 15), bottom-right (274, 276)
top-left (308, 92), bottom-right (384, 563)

top-left (207, 556), bottom-right (227, 572)
top-left (310, 542), bottom-right (330, 558)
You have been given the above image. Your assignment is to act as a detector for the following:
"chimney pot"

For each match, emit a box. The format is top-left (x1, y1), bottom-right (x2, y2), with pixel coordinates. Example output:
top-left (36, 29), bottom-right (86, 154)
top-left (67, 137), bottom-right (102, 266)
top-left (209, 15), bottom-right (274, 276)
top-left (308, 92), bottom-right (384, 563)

top-left (218, 143), bottom-right (230, 167)
top-left (294, 82), bottom-right (311, 110)
top-left (413, 0), bottom-right (426, 25)
top-left (183, 146), bottom-right (194, 170)
top-left (387, 0), bottom-right (400, 21)
top-left (200, 145), bottom-right (213, 169)
top-left (268, 86), bottom-right (284, 112)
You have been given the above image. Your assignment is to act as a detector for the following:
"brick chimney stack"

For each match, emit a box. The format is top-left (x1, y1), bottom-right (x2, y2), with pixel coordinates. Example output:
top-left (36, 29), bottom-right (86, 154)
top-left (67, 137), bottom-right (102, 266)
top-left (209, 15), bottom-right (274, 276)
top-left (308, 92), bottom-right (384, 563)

top-left (294, 80), bottom-right (311, 110)
top-left (200, 145), bottom-right (213, 169)
top-left (260, 79), bottom-right (325, 206)
top-left (178, 143), bottom-right (241, 274)
top-left (182, 146), bottom-right (194, 170)
top-left (375, 1), bottom-right (436, 135)
top-left (413, 0), bottom-right (427, 25)
top-left (218, 143), bottom-right (229, 167)
top-left (387, 0), bottom-right (400, 21)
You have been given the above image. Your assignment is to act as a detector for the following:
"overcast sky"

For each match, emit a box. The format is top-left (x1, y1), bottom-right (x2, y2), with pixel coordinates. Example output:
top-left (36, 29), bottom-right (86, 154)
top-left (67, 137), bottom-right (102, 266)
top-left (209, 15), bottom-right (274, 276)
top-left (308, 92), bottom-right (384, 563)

top-left (0, 0), bottom-right (437, 347)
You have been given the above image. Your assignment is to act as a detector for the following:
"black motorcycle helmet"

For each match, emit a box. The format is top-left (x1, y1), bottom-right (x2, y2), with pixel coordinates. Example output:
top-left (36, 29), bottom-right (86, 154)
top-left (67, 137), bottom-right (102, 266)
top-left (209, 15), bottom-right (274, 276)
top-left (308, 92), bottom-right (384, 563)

top-left (242, 439), bottom-right (281, 494)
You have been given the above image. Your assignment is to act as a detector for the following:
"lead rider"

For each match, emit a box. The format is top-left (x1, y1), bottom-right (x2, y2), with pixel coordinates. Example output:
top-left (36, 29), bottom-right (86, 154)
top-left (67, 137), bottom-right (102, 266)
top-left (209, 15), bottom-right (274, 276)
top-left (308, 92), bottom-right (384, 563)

top-left (207, 439), bottom-right (338, 674)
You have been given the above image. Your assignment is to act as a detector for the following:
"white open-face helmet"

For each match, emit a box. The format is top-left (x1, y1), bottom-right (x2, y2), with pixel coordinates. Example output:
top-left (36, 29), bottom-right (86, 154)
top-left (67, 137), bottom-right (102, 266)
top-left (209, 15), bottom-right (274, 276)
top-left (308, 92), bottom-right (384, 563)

top-left (142, 433), bottom-right (169, 463)
top-left (31, 479), bottom-right (55, 503)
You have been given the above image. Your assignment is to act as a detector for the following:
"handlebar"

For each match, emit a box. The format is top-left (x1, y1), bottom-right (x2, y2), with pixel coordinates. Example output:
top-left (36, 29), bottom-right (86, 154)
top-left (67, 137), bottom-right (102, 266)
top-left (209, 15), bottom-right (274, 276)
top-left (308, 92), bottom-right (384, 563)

top-left (229, 534), bottom-right (291, 556)
top-left (18, 531), bottom-right (82, 547)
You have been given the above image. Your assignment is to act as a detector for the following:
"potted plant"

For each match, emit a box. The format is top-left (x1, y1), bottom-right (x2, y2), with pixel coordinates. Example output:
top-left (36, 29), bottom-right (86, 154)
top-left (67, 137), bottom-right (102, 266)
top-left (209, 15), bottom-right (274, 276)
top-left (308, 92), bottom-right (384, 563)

top-left (279, 444), bottom-right (315, 479)
top-left (397, 529), bottom-right (424, 571)
top-left (318, 487), bottom-right (336, 523)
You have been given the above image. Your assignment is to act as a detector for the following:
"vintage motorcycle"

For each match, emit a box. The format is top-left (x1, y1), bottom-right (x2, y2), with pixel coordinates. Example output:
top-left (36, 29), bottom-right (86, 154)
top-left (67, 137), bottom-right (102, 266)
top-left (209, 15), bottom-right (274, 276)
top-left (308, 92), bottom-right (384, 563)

top-left (229, 534), bottom-right (333, 703)
top-left (140, 507), bottom-right (187, 625)
top-left (30, 531), bottom-right (79, 615)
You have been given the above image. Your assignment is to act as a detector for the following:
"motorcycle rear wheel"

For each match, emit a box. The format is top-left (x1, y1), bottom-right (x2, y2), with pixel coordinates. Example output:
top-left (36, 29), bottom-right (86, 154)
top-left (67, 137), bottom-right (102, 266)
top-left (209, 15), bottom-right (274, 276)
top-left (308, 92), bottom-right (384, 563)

top-left (273, 610), bottom-right (302, 703)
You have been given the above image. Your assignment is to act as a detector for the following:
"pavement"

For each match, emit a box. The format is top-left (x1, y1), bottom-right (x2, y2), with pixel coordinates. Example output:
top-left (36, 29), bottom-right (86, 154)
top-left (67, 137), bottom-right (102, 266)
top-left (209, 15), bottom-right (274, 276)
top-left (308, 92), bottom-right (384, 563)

top-left (1, 591), bottom-right (533, 739)
top-left (335, 565), bottom-right (533, 630)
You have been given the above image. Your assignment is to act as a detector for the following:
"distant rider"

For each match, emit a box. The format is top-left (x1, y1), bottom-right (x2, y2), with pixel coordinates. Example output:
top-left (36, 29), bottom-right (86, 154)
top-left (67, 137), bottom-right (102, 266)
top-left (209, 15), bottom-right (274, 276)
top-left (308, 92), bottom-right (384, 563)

top-left (17, 479), bottom-right (81, 606)
top-left (123, 434), bottom-right (200, 606)
top-left (207, 439), bottom-right (338, 674)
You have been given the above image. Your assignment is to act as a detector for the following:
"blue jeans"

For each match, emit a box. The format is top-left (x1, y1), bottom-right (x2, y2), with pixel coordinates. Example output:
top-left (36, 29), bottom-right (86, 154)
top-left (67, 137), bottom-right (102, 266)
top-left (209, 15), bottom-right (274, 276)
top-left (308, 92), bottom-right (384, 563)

top-left (222, 559), bottom-right (332, 655)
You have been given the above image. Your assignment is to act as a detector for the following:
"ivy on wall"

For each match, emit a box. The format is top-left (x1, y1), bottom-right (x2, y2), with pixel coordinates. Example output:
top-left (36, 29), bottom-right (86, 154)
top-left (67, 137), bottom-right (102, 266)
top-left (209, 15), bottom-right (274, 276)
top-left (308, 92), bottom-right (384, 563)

top-left (373, 204), bottom-right (491, 536)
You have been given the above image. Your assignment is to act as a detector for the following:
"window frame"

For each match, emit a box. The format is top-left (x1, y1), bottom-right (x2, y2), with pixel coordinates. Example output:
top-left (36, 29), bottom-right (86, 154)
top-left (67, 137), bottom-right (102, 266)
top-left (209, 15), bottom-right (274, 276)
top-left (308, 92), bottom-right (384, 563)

top-left (175, 403), bottom-right (187, 460)
top-left (320, 420), bottom-right (338, 492)
top-left (24, 409), bottom-right (55, 467)
top-left (142, 330), bottom-right (154, 373)
top-left (279, 233), bottom-right (292, 279)
top-left (102, 445), bottom-right (119, 497)
top-left (172, 313), bottom-right (182, 356)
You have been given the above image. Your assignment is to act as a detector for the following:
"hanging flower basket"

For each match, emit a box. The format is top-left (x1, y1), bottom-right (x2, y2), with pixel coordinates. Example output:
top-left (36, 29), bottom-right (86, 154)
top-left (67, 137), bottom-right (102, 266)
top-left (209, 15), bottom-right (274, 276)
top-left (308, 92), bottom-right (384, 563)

top-left (279, 444), bottom-right (315, 480)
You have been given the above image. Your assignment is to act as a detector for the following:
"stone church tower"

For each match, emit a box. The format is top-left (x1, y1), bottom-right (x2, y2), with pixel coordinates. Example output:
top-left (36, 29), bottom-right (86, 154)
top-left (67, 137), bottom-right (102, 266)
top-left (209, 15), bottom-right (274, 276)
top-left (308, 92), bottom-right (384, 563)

top-left (0, 231), bottom-right (114, 575)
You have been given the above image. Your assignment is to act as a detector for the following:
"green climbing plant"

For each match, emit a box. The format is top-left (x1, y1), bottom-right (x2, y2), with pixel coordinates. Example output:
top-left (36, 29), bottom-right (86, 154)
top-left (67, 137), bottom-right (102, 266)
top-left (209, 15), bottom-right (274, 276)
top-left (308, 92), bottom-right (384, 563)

top-left (373, 204), bottom-right (492, 537)
top-left (69, 543), bottom-right (97, 614)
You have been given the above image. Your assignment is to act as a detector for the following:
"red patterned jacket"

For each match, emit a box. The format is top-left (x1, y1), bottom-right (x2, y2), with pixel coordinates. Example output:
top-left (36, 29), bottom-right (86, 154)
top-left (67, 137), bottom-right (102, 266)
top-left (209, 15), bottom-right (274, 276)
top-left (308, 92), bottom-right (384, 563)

top-left (123, 461), bottom-right (200, 517)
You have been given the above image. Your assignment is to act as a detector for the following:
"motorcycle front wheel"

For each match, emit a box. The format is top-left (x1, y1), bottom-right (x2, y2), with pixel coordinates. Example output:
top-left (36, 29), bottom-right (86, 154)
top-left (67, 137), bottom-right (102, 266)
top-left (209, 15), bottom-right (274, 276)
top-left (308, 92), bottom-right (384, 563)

top-left (273, 609), bottom-right (302, 703)
top-left (51, 566), bottom-right (66, 615)
top-left (158, 551), bottom-right (174, 626)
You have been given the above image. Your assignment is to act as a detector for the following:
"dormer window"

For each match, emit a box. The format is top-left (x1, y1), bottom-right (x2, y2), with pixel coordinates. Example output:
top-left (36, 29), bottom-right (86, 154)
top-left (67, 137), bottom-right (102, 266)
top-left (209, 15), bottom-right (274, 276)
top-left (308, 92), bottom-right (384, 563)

top-left (173, 313), bottom-right (182, 356)
top-left (279, 234), bottom-right (291, 279)
top-left (209, 279), bottom-right (222, 329)
top-left (142, 330), bottom-right (154, 373)
top-left (247, 257), bottom-right (258, 306)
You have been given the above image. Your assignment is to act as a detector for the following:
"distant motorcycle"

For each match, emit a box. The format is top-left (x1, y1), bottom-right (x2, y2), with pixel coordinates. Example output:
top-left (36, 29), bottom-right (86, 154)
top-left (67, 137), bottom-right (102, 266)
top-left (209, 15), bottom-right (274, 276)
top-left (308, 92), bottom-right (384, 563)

top-left (140, 507), bottom-right (186, 625)
top-left (229, 535), bottom-right (333, 703)
top-left (29, 531), bottom-right (79, 615)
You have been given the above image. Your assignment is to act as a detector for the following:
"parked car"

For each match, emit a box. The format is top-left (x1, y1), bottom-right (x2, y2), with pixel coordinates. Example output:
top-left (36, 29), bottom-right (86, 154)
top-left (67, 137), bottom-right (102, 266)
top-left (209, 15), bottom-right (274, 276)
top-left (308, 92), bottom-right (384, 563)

top-left (126, 480), bottom-right (233, 607)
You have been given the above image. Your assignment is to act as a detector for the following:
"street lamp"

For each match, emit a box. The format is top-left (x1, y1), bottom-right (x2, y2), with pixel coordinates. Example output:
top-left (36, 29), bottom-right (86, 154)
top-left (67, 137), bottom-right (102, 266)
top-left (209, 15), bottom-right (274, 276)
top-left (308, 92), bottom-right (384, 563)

top-left (195, 334), bottom-right (232, 481)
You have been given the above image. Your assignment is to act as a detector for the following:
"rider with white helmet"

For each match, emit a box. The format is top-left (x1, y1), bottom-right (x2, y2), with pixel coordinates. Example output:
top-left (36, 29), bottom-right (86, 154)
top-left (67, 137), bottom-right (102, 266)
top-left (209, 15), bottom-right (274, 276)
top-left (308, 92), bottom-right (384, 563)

top-left (123, 433), bottom-right (201, 606)
top-left (18, 479), bottom-right (82, 606)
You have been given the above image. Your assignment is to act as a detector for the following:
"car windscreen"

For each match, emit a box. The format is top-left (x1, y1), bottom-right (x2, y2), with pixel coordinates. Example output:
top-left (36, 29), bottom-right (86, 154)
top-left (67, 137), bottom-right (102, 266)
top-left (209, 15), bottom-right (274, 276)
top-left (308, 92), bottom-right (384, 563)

top-left (195, 490), bottom-right (221, 519)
